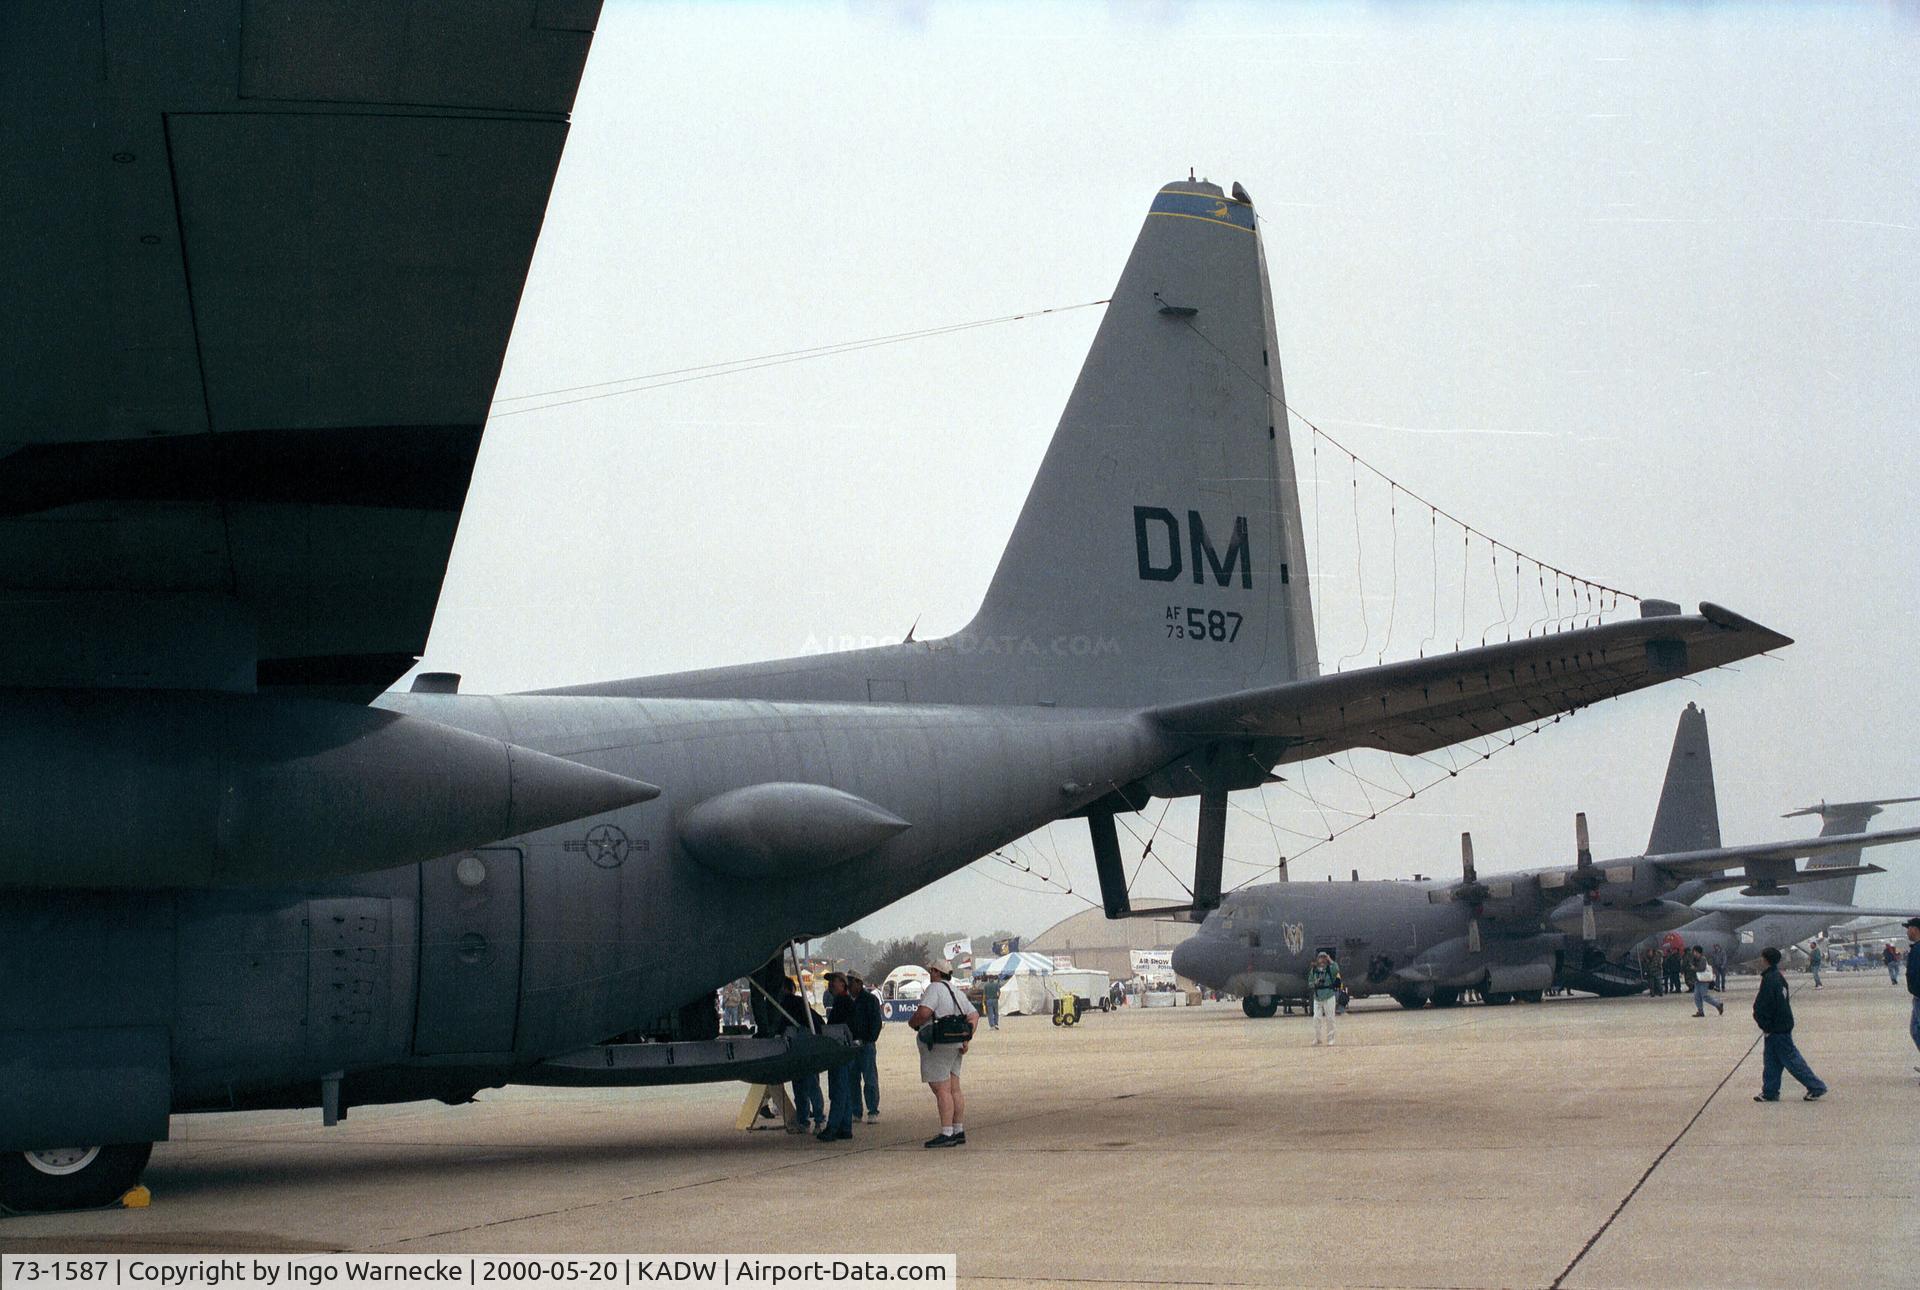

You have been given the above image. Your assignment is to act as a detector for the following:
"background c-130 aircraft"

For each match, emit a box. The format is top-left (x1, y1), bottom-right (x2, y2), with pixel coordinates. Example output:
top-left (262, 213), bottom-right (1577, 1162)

top-left (0, 2), bottom-right (1792, 1210)
top-left (1171, 703), bottom-right (1920, 1013)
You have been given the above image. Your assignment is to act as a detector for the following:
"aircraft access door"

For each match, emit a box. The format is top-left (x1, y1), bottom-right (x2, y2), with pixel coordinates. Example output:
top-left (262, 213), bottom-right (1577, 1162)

top-left (415, 847), bottom-right (523, 1055)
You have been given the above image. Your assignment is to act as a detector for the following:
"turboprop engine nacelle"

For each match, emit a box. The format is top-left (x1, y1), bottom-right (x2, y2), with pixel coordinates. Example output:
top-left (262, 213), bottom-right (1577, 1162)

top-left (1547, 896), bottom-right (1697, 939)
top-left (0, 690), bottom-right (659, 888)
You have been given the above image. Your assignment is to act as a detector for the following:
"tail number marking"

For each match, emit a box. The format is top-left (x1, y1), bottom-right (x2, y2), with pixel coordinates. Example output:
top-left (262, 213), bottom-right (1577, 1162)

top-left (1134, 506), bottom-right (1253, 588)
top-left (1166, 606), bottom-right (1242, 642)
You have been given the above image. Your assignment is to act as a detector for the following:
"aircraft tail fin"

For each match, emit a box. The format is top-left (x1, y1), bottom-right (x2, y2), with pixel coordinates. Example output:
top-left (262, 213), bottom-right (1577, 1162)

top-left (1778, 796), bottom-right (1920, 906)
top-left (1644, 703), bottom-right (1721, 855)
top-left (957, 179), bottom-right (1319, 707)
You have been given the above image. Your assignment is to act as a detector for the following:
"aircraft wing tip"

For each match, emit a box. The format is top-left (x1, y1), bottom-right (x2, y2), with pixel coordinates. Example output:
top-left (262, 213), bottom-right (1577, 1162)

top-left (1697, 601), bottom-right (1793, 650)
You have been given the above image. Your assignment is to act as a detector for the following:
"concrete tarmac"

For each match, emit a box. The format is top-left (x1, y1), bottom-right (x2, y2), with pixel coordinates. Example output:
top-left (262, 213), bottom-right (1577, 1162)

top-left (5, 972), bottom-right (1916, 1288)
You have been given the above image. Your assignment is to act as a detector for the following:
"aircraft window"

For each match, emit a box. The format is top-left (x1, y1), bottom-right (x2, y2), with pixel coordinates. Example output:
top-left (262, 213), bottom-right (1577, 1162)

top-left (1245, 931), bottom-right (1261, 948)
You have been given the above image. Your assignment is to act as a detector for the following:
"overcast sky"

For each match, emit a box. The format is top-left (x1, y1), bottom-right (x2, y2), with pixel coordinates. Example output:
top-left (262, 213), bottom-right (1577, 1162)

top-left (422, 1), bottom-right (1920, 940)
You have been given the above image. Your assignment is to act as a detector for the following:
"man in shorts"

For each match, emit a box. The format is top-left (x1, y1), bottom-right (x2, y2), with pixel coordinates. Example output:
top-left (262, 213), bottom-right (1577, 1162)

top-left (909, 956), bottom-right (979, 1148)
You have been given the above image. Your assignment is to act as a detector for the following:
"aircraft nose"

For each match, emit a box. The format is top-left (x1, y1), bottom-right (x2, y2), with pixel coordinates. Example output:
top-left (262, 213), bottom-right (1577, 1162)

top-left (1171, 936), bottom-right (1215, 986)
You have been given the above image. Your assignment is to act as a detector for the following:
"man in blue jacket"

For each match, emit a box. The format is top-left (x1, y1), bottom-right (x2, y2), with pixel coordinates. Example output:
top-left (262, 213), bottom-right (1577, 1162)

top-left (1904, 918), bottom-right (1920, 1076)
top-left (1753, 946), bottom-right (1827, 1103)
top-left (847, 972), bottom-right (885, 1124)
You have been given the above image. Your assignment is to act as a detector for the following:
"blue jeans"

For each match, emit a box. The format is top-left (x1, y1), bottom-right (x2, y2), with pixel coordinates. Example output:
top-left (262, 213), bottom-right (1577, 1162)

top-left (792, 1071), bottom-right (822, 1124)
top-left (1761, 1033), bottom-right (1825, 1099)
top-left (825, 1060), bottom-right (855, 1134)
top-left (851, 1043), bottom-right (880, 1114)
top-left (986, 998), bottom-right (999, 1028)
top-left (1892, 962), bottom-right (1902, 984)
top-left (1692, 982), bottom-right (1721, 1013)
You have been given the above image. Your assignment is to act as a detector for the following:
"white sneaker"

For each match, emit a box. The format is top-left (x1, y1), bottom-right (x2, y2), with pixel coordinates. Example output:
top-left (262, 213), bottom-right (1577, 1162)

top-left (865, 1113), bottom-right (879, 1124)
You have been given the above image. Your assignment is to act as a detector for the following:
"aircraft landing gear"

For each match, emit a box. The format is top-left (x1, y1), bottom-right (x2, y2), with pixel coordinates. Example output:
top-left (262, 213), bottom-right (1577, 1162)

top-left (0, 1142), bottom-right (152, 1213)
top-left (1515, 990), bottom-right (1545, 1004)
top-left (1390, 989), bottom-right (1426, 1010)
top-left (1242, 996), bottom-right (1279, 1019)
top-left (1430, 988), bottom-right (1463, 1008)
top-left (1479, 989), bottom-right (1515, 1006)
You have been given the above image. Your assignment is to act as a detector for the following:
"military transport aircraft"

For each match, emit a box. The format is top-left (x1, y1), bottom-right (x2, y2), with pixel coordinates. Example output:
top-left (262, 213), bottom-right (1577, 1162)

top-left (1653, 796), bottom-right (1920, 968)
top-left (2, 3), bottom-right (1793, 1210)
top-left (1171, 704), bottom-right (1920, 1013)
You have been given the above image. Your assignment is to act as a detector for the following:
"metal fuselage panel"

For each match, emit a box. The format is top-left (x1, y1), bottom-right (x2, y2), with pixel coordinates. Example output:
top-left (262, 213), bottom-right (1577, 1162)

top-left (2, 692), bottom-right (1169, 1134)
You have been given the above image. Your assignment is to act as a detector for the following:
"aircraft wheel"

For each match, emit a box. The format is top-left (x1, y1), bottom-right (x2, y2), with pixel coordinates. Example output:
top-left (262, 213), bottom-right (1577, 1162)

top-left (1480, 990), bottom-right (1515, 1006)
top-left (1515, 990), bottom-right (1545, 1004)
top-left (1431, 988), bottom-right (1462, 1008)
top-left (1391, 990), bottom-right (1425, 1010)
top-left (0, 1142), bottom-right (152, 1214)
top-left (1242, 996), bottom-right (1279, 1019)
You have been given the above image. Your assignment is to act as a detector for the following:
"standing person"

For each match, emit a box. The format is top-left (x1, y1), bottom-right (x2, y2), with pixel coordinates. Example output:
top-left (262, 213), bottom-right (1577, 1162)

top-left (983, 972), bottom-right (1002, 1030)
top-left (769, 976), bottom-right (825, 1134)
top-left (909, 957), bottom-right (979, 1148)
top-left (1905, 919), bottom-right (1920, 1076)
top-left (1752, 946), bottom-right (1827, 1103)
top-left (1709, 943), bottom-right (1729, 993)
top-left (1686, 946), bottom-right (1724, 1017)
top-left (818, 973), bottom-right (857, 1142)
top-left (1808, 938), bottom-right (1825, 989)
top-left (847, 972), bottom-right (884, 1124)
top-left (1308, 952), bottom-right (1342, 1046)
top-left (1885, 941), bottom-right (1901, 985)
top-left (1663, 947), bottom-right (1684, 997)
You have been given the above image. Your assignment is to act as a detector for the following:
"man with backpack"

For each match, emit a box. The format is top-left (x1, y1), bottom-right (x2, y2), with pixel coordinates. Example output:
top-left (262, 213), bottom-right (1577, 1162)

top-left (909, 957), bottom-right (979, 1148)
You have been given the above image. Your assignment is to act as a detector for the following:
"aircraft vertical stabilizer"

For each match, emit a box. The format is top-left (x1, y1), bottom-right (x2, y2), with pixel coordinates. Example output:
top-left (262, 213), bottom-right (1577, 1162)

top-left (1645, 703), bottom-right (1721, 855)
top-left (960, 180), bottom-right (1319, 706)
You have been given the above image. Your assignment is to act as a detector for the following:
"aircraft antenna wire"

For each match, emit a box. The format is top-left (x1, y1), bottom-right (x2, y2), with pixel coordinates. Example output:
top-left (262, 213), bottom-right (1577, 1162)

top-left (487, 299), bottom-right (1112, 418)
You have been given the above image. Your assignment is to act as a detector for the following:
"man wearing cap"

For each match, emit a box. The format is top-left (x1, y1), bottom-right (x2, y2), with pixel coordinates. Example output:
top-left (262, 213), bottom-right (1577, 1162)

top-left (1904, 917), bottom-right (1920, 1076)
top-left (909, 957), bottom-right (979, 1148)
top-left (847, 972), bottom-right (884, 1124)
top-left (1752, 946), bottom-right (1827, 1103)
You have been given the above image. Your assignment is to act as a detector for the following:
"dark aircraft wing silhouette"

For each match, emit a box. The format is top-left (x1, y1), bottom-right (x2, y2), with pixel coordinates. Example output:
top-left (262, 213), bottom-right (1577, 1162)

top-left (0, 3), bottom-right (597, 702)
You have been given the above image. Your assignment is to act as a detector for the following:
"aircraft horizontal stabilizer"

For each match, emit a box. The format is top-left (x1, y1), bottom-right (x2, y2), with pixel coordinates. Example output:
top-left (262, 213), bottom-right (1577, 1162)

top-left (1643, 824), bottom-right (1920, 876)
top-left (1781, 795), bottom-right (1920, 819)
top-left (1150, 604), bottom-right (1790, 761)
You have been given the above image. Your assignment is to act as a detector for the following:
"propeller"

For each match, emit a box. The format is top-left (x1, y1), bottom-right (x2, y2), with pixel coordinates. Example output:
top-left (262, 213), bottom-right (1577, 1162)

top-left (1428, 832), bottom-right (1514, 953)
top-left (1460, 833), bottom-right (1486, 953)
top-left (1575, 812), bottom-right (1598, 940)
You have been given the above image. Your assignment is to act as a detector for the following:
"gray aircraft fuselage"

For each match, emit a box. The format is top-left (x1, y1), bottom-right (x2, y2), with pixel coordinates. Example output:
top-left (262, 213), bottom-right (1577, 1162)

top-left (1172, 879), bottom-right (1564, 1006)
top-left (19, 694), bottom-right (1166, 1113)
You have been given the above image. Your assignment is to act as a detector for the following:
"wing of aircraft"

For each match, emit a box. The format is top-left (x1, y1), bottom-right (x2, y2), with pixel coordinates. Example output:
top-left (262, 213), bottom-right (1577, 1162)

top-left (1691, 899), bottom-right (1920, 918)
top-left (1, 1), bottom-right (598, 702)
top-left (1639, 825), bottom-right (1920, 877)
top-left (1150, 602), bottom-right (1788, 761)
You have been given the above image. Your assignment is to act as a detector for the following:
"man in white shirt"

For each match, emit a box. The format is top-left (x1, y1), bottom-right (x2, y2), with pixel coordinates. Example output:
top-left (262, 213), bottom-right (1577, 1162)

top-left (909, 956), bottom-right (979, 1148)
